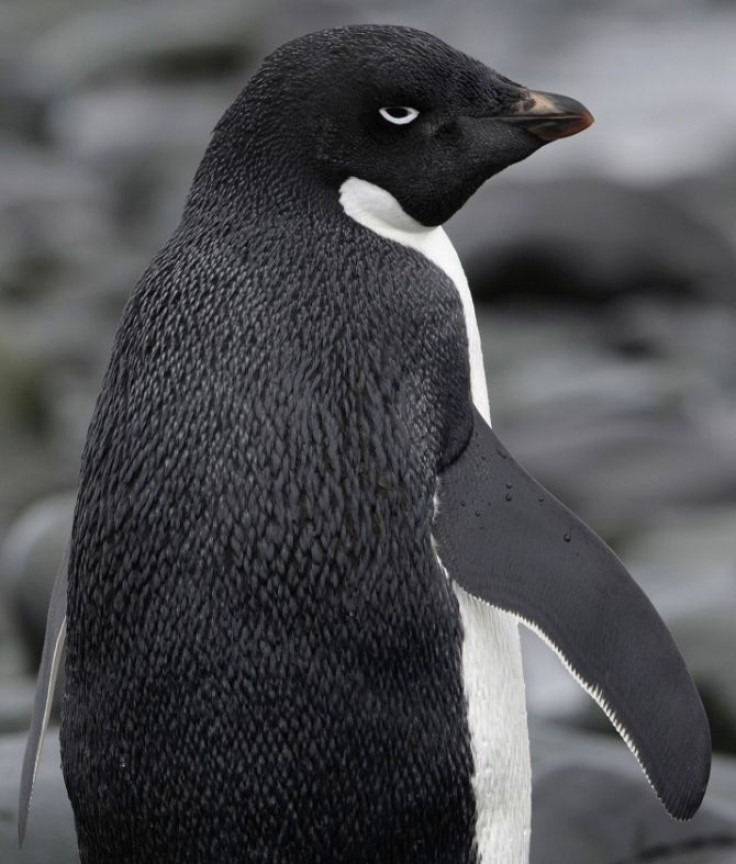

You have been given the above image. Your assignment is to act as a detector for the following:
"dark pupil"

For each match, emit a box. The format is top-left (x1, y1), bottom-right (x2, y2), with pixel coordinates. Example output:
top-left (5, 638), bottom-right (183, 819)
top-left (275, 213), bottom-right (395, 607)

top-left (386, 107), bottom-right (410, 118)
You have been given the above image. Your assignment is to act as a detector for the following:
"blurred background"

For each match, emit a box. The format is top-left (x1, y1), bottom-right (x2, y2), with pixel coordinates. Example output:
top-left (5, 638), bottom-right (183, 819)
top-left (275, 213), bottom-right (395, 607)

top-left (1, 0), bottom-right (736, 861)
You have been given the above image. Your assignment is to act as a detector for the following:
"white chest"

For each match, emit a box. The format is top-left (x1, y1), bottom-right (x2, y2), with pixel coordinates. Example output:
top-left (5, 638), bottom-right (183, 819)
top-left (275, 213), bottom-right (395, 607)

top-left (339, 177), bottom-right (532, 864)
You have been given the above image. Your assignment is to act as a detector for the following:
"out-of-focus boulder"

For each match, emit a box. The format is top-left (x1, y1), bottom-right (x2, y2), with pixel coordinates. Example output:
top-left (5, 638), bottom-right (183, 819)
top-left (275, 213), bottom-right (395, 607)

top-left (503, 409), bottom-right (736, 537)
top-left (530, 721), bottom-right (736, 864)
top-left (12, 0), bottom-right (262, 98)
top-left (0, 679), bottom-right (35, 736)
top-left (623, 510), bottom-right (736, 755)
top-left (476, 305), bottom-right (736, 539)
top-left (2, 492), bottom-right (75, 669)
top-left (447, 179), bottom-right (736, 306)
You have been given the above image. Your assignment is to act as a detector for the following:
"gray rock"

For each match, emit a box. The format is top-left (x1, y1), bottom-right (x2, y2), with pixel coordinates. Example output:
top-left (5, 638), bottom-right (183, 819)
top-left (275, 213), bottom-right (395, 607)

top-left (0, 597), bottom-right (26, 682)
top-left (13, 0), bottom-right (262, 97)
top-left (501, 409), bottom-right (736, 537)
top-left (49, 82), bottom-right (230, 161)
top-left (0, 331), bottom-right (70, 542)
top-left (2, 492), bottom-right (75, 669)
top-left (624, 516), bottom-right (736, 753)
top-left (0, 338), bottom-right (49, 444)
top-left (530, 721), bottom-right (736, 864)
top-left (677, 609), bottom-right (736, 756)
top-left (0, 729), bottom-right (78, 864)
top-left (45, 83), bottom-right (226, 243)
top-left (599, 299), bottom-right (736, 395)
top-left (0, 142), bottom-right (116, 306)
top-left (0, 679), bottom-right (35, 735)
top-left (446, 179), bottom-right (736, 306)
top-left (475, 303), bottom-right (736, 539)
top-left (532, 763), bottom-right (736, 863)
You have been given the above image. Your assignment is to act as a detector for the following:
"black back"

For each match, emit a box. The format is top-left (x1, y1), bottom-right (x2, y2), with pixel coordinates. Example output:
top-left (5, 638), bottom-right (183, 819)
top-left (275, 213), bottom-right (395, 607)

top-left (61, 81), bottom-right (479, 864)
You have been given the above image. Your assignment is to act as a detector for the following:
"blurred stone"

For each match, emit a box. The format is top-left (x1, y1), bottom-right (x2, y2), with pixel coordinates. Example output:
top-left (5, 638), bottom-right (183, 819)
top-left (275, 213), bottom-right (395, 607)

top-left (675, 609), bottom-right (736, 756)
top-left (0, 0), bottom-right (93, 54)
top-left (49, 82), bottom-right (231, 161)
top-left (503, 410), bottom-right (736, 537)
top-left (2, 283), bottom-right (121, 373)
top-left (0, 338), bottom-right (49, 443)
top-left (621, 511), bottom-right (736, 754)
top-left (0, 729), bottom-right (78, 864)
top-left (0, 142), bottom-right (115, 301)
top-left (0, 595), bottom-right (26, 681)
top-left (45, 82), bottom-right (225, 242)
top-left (530, 721), bottom-right (736, 864)
top-left (600, 300), bottom-right (736, 393)
top-left (532, 763), bottom-right (736, 864)
top-left (13, 0), bottom-right (262, 98)
top-left (476, 303), bottom-right (736, 539)
top-left (0, 331), bottom-right (67, 535)
top-left (624, 510), bottom-right (736, 608)
top-left (447, 179), bottom-right (736, 306)
top-left (2, 492), bottom-right (75, 669)
top-left (0, 679), bottom-right (35, 735)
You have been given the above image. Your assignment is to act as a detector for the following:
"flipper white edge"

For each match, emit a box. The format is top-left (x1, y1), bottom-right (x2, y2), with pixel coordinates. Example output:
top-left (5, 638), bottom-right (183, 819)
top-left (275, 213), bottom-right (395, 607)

top-left (18, 546), bottom-right (68, 847)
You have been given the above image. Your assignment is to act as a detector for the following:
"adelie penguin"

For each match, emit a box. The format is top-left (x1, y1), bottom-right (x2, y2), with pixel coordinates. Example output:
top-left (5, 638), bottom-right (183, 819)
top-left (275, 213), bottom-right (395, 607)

top-left (20, 24), bottom-right (710, 864)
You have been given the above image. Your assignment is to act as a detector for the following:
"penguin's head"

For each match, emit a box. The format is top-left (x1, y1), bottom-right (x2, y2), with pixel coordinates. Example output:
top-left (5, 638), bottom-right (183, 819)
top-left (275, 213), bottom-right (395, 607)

top-left (206, 25), bottom-right (593, 226)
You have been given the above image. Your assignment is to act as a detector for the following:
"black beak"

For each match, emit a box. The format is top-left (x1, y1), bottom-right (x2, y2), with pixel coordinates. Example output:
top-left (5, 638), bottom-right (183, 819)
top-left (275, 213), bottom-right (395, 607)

top-left (500, 90), bottom-right (594, 141)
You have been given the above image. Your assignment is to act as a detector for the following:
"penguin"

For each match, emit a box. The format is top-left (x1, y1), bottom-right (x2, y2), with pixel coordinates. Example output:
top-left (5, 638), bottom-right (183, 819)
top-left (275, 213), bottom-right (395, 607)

top-left (20, 24), bottom-right (710, 864)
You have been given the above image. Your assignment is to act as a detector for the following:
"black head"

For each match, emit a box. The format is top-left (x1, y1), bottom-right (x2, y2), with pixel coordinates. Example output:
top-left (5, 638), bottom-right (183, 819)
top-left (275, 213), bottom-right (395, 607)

top-left (195, 25), bottom-right (593, 226)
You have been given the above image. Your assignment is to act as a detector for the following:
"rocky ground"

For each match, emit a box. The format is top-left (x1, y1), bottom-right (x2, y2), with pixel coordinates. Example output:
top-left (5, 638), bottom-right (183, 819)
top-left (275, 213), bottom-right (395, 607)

top-left (1, 0), bottom-right (735, 860)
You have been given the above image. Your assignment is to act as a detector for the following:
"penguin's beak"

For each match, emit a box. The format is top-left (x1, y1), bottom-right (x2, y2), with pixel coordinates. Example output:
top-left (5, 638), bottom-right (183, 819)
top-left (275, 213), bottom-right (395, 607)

top-left (499, 90), bottom-right (594, 141)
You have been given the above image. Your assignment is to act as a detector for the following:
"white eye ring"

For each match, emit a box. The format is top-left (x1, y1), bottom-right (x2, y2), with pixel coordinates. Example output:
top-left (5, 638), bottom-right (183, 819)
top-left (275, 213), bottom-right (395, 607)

top-left (379, 106), bottom-right (420, 126)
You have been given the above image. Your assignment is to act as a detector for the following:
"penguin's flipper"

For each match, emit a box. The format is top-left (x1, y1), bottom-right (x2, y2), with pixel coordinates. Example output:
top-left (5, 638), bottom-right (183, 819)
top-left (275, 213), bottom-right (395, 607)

top-left (434, 408), bottom-right (710, 821)
top-left (18, 547), bottom-right (68, 847)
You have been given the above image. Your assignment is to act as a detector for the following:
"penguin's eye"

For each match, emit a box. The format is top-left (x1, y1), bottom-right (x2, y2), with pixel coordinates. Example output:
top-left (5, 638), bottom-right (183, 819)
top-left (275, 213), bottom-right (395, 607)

top-left (379, 106), bottom-right (420, 126)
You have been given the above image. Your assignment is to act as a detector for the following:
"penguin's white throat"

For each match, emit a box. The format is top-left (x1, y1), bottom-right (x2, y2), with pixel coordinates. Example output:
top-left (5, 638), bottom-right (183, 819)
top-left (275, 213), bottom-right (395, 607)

top-left (339, 177), bottom-right (432, 236)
